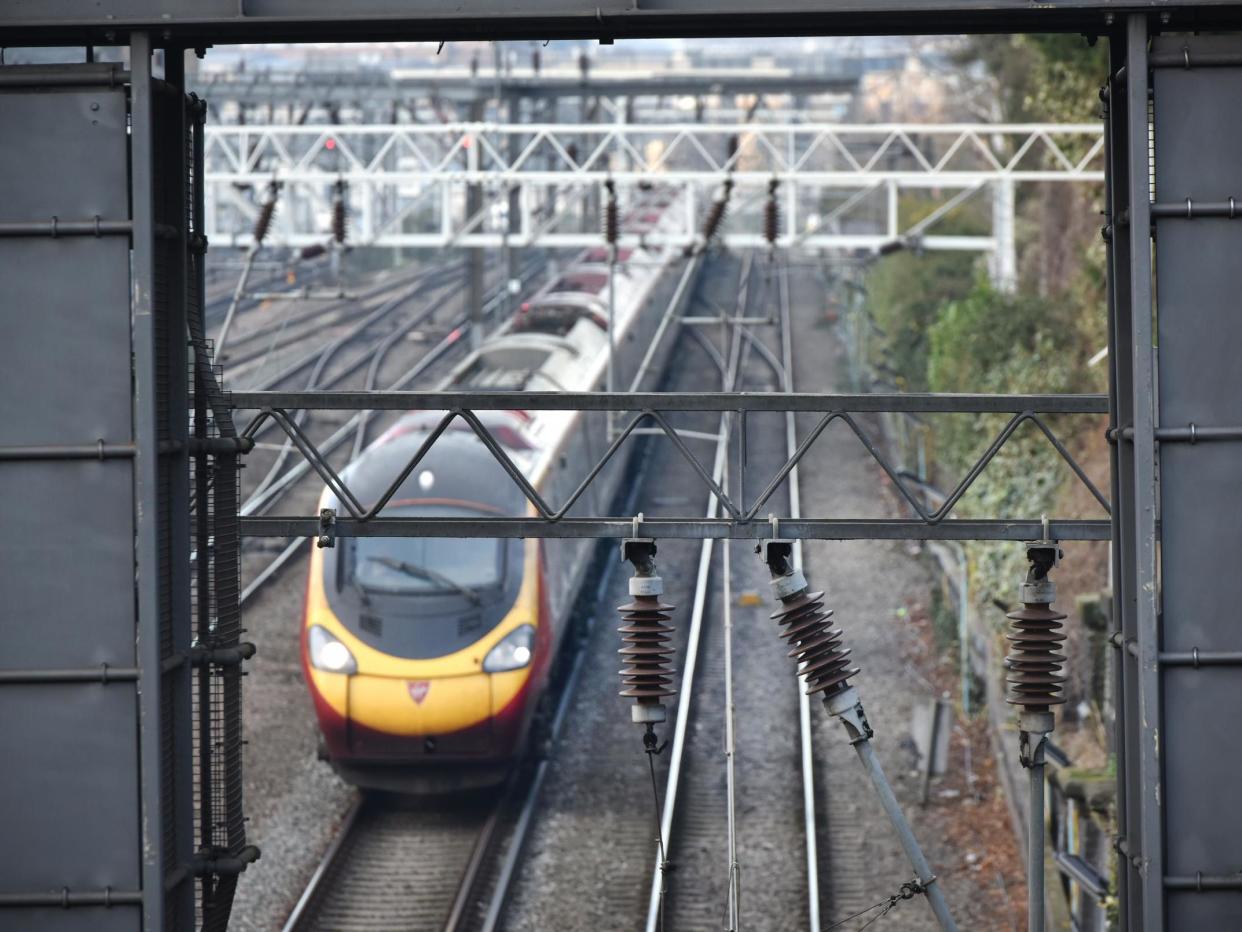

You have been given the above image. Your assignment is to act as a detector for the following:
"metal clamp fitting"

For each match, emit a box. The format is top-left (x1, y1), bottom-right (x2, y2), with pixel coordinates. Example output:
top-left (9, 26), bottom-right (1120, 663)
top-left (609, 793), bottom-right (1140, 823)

top-left (317, 507), bottom-right (337, 549)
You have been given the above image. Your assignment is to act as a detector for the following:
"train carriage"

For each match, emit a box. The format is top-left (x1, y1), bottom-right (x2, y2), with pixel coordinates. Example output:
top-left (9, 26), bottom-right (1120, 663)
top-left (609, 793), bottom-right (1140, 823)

top-left (301, 188), bottom-right (698, 791)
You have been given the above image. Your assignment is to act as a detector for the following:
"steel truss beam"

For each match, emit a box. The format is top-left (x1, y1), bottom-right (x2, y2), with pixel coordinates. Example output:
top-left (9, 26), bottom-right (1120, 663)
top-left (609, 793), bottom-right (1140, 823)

top-left (195, 67), bottom-right (862, 111)
top-left (202, 121), bottom-right (1102, 252)
top-left (240, 515), bottom-right (1110, 540)
top-left (5, 3), bottom-right (1242, 45)
top-left (230, 389), bottom-right (1110, 542)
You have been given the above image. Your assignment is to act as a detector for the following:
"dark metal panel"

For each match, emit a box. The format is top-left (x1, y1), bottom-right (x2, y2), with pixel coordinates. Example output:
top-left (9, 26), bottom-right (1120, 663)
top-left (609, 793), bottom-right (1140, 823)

top-left (1, 909), bottom-right (141, 932)
top-left (0, 83), bottom-right (130, 447)
top-left (0, 77), bottom-right (129, 217)
top-left (0, 685), bottom-right (141, 892)
top-left (0, 461), bottom-right (135, 666)
top-left (1161, 672), bottom-right (1242, 924)
top-left (0, 71), bottom-right (145, 931)
top-left (0, 238), bottom-right (131, 443)
top-left (1152, 34), bottom-right (1242, 928)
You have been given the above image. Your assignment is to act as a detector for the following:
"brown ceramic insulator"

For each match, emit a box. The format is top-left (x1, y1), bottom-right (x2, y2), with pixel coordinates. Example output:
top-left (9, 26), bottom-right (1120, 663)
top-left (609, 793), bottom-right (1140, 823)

top-left (604, 196), bottom-right (619, 246)
top-left (763, 195), bottom-right (779, 247)
top-left (617, 594), bottom-right (677, 704)
top-left (772, 589), bottom-right (858, 699)
top-left (331, 188), bottom-right (348, 244)
top-left (253, 196), bottom-right (277, 244)
top-left (1005, 602), bottom-right (1068, 710)
top-left (702, 198), bottom-right (728, 244)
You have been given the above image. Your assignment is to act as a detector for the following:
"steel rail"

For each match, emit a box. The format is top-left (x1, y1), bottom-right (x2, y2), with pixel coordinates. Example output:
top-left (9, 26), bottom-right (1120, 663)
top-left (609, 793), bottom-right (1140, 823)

top-left (279, 791), bottom-right (506, 932)
top-left (220, 260), bottom-right (464, 373)
top-left (228, 262), bottom-right (462, 392)
top-left (474, 553), bottom-right (607, 932)
top-left (779, 258), bottom-right (822, 932)
top-left (722, 478), bottom-right (741, 931)
top-left (280, 796), bottom-right (366, 932)
top-left (644, 251), bottom-right (753, 932)
top-left (443, 785), bottom-right (511, 932)
top-left (186, 265), bottom-right (462, 538)
top-left (240, 321), bottom-right (468, 519)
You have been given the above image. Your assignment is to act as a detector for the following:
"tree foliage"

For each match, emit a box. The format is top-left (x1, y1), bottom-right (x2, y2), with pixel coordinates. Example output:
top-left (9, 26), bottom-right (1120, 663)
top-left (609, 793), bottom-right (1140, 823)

top-left (853, 37), bottom-right (1111, 608)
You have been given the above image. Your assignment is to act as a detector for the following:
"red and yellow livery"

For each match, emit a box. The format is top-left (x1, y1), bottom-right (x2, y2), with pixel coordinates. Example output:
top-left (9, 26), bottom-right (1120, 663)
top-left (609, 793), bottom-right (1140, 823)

top-left (301, 188), bottom-right (696, 791)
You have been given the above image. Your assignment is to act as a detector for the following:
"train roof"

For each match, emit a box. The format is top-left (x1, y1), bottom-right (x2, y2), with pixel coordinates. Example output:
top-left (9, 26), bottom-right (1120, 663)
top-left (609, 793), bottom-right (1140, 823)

top-left (342, 184), bottom-right (686, 493)
top-left (337, 429), bottom-right (528, 516)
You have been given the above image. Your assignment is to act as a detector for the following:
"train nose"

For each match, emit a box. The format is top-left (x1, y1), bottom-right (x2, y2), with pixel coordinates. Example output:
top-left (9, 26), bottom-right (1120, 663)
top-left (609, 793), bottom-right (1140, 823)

top-left (345, 671), bottom-right (496, 757)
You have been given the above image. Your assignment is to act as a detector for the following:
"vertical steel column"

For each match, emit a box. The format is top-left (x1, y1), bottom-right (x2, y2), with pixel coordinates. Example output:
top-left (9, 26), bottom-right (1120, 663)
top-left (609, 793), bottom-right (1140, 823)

top-left (130, 32), bottom-right (172, 930)
top-left (886, 179), bottom-right (898, 241)
top-left (1104, 30), bottom-right (1140, 927)
top-left (1123, 16), bottom-right (1166, 931)
top-left (163, 45), bottom-right (197, 931)
top-left (505, 93), bottom-right (522, 320)
top-left (467, 96), bottom-right (485, 348)
top-left (191, 87), bottom-right (217, 926)
top-left (991, 177), bottom-right (1017, 292)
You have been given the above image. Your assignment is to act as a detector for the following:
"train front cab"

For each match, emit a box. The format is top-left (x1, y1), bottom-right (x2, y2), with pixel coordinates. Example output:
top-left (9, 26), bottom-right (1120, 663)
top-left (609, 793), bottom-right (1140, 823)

top-left (301, 432), bottom-right (551, 792)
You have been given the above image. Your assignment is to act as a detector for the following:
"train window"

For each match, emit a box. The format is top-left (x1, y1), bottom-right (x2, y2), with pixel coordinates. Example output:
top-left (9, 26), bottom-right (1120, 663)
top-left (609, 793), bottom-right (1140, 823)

top-left (512, 304), bottom-right (606, 337)
top-left (353, 535), bottom-right (504, 596)
top-left (550, 271), bottom-right (608, 293)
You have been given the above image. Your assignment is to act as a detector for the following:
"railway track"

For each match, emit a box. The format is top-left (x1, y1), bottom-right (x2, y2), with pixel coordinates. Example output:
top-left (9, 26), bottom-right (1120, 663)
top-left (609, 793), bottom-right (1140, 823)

top-left (278, 538), bottom-right (616, 932)
top-left (281, 793), bottom-right (502, 932)
top-left (219, 263), bottom-right (464, 377)
top-left (636, 252), bottom-right (826, 932)
top-left (415, 250), bottom-right (817, 932)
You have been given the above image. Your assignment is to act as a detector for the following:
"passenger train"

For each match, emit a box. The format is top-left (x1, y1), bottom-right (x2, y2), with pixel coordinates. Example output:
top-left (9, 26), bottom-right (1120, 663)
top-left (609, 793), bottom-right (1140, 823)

top-left (301, 187), bottom-right (698, 791)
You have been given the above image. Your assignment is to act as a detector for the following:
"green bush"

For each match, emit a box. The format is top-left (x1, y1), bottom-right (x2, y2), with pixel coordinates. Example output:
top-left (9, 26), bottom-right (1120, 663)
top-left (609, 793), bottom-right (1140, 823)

top-left (861, 193), bottom-right (986, 391)
top-left (926, 276), bottom-right (1100, 606)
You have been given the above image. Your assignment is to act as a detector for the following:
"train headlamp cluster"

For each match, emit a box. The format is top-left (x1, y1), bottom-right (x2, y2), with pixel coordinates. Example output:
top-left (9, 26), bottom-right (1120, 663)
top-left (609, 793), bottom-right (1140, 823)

top-left (309, 624), bottom-right (358, 674)
top-left (483, 624), bottom-right (535, 673)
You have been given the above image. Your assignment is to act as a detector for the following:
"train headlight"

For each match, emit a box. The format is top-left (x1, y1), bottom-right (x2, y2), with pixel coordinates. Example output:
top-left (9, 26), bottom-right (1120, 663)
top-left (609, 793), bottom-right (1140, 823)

top-left (483, 624), bottom-right (535, 673)
top-left (308, 625), bottom-right (358, 674)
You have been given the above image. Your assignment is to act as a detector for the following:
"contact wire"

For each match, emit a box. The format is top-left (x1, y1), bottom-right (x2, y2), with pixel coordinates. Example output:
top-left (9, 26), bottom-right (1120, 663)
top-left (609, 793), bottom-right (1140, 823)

top-left (646, 746), bottom-right (669, 932)
top-left (722, 492), bottom-right (740, 931)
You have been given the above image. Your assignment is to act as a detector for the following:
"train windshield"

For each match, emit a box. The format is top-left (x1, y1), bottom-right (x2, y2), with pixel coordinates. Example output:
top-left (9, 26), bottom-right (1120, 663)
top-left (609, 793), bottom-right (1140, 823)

top-left (349, 504), bottom-right (505, 597)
